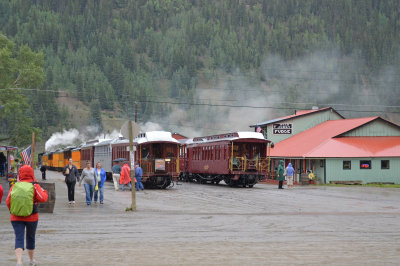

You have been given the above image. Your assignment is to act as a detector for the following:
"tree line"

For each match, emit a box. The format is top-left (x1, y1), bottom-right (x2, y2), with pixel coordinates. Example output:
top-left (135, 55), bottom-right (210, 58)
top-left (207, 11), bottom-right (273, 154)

top-left (0, 0), bottom-right (399, 146)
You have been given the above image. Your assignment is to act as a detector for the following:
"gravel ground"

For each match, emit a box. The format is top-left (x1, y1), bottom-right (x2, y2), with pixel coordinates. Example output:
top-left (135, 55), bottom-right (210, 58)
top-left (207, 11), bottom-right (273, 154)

top-left (0, 170), bottom-right (399, 265)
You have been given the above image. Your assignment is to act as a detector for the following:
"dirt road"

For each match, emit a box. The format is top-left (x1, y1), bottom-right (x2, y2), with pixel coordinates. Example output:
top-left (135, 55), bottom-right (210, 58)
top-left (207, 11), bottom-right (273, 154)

top-left (1, 170), bottom-right (399, 265)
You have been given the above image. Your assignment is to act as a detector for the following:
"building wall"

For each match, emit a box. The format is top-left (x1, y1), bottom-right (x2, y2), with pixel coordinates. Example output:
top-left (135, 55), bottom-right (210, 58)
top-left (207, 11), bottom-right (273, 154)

top-left (326, 158), bottom-right (400, 184)
top-left (265, 110), bottom-right (343, 144)
top-left (342, 120), bottom-right (400, 137)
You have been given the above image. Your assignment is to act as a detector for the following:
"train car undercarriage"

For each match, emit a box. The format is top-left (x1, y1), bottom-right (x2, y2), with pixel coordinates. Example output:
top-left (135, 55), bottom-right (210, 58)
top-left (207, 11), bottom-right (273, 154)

top-left (143, 175), bottom-right (174, 189)
top-left (180, 173), bottom-right (265, 188)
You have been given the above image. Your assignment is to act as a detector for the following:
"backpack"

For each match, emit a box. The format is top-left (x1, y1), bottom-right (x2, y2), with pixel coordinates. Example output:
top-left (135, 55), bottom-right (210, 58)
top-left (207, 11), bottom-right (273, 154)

top-left (10, 182), bottom-right (36, 217)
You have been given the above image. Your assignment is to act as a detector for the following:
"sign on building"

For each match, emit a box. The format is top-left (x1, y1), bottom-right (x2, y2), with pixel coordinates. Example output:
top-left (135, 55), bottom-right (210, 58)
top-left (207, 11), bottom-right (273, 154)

top-left (273, 123), bottom-right (292, 134)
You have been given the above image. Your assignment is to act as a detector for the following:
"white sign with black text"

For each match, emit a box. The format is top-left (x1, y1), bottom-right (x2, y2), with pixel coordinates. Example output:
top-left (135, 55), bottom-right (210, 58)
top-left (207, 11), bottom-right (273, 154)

top-left (272, 123), bottom-right (292, 134)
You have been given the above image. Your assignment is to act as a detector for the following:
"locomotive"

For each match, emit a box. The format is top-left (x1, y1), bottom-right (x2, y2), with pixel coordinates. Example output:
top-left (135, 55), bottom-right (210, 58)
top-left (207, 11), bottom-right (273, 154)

top-left (179, 132), bottom-right (271, 187)
top-left (41, 131), bottom-right (180, 189)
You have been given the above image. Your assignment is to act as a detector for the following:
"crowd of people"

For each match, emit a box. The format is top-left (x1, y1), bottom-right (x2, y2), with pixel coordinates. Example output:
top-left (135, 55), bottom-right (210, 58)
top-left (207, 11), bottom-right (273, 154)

top-left (0, 158), bottom-right (145, 265)
top-left (62, 159), bottom-right (144, 206)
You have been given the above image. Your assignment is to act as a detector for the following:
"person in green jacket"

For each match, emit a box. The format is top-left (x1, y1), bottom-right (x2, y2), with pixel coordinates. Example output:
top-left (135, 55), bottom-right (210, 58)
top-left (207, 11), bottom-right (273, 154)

top-left (277, 160), bottom-right (285, 189)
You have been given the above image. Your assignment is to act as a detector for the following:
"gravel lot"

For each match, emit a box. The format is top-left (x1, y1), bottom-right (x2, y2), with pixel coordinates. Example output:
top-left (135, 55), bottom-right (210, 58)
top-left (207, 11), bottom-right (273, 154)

top-left (1, 170), bottom-right (399, 265)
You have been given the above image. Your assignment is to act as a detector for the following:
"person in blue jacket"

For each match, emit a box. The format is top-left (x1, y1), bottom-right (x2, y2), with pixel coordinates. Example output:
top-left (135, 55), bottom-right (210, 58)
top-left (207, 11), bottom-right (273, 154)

top-left (94, 162), bottom-right (107, 204)
top-left (286, 163), bottom-right (295, 189)
top-left (134, 162), bottom-right (144, 191)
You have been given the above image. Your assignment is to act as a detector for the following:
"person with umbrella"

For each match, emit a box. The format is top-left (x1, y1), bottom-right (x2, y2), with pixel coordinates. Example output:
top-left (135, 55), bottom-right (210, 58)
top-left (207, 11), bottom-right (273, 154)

top-left (111, 158), bottom-right (125, 191)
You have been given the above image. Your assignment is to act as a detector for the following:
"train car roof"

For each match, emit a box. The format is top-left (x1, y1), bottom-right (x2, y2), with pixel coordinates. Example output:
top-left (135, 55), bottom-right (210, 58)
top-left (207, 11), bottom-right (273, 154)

top-left (94, 139), bottom-right (115, 146)
top-left (190, 132), bottom-right (268, 144)
top-left (80, 139), bottom-right (99, 149)
top-left (135, 131), bottom-right (179, 144)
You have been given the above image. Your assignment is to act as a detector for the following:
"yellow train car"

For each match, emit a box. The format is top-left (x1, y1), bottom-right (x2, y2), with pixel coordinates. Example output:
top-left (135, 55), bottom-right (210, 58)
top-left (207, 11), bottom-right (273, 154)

top-left (71, 148), bottom-right (81, 171)
top-left (52, 151), bottom-right (61, 171)
top-left (41, 153), bottom-right (49, 166)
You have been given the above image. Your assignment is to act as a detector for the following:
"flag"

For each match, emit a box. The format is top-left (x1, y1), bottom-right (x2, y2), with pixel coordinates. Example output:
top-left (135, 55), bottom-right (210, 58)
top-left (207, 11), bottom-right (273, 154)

top-left (20, 146), bottom-right (32, 166)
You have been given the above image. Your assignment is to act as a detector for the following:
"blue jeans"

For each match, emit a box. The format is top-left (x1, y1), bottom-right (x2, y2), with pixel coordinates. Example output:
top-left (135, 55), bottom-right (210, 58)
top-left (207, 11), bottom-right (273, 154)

top-left (84, 184), bottom-right (94, 204)
top-left (11, 221), bottom-right (38, 250)
top-left (136, 176), bottom-right (144, 191)
top-left (94, 185), bottom-right (104, 203)
top-left (121, 182), bottom-right (131, 191)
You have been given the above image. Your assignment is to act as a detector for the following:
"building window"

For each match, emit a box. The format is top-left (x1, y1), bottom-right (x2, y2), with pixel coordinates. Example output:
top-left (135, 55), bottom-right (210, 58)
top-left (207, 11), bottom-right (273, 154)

top-left (343, 161), bottom-right (351, 170)
top-left (381, 160), bottom-right (390, 169)
top-left (360, 160), bottom-right (371, 169)
top-left (320, 160), bottom-right (324, 168)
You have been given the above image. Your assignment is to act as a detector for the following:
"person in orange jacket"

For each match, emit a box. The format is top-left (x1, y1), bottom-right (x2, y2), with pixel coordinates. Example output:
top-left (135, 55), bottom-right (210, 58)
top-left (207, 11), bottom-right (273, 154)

top-left (6, 165), bottom-right (48, 266)
top-left (119, 163), bottom-right (132, 191)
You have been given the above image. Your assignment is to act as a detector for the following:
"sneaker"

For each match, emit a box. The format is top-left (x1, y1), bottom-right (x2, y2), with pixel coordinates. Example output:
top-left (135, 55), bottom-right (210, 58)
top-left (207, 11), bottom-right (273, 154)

top-left (72, 201), bottom-right (75, 204)
top-left (87, 203), bottom-right (91, 206)
top-left (100, 202), bottom-right (104, 204)
top-left (29, 260), bottom-right (37, 266)
top-left (68, 201), bottom-right (72, 204)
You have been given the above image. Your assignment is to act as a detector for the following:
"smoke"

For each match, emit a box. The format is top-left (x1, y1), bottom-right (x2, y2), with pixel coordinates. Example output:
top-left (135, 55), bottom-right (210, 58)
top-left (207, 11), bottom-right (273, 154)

top-left (139, 121), bottom-right (164, 132)
top-left (45, 127), bottom-right (123, 151)
top-left (45, 129), bottom-right (81, 151)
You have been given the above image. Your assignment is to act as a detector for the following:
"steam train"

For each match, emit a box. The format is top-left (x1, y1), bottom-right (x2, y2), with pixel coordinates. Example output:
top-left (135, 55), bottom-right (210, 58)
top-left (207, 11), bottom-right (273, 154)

top-left (40, 131), bottom-right (180, 189)
top-left (179, 132), bottom-right (272, 187)
top-left (40, 131), bottom-right (271, 189)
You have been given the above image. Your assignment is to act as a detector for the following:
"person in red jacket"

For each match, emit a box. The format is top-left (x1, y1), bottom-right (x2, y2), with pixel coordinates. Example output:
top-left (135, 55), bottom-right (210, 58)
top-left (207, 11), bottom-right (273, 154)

top-left (0, 183), bottom-right (3, 204)
top-left (119, 163), bottom-right (132, 191)
top-left (6, 165), bottom-right (48, 266)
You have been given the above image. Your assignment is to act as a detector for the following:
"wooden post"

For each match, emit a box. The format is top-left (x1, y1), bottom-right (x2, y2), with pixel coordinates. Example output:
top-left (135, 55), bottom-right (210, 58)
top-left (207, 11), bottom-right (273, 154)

top-left (129, 120), bottom-right (136, 211)
top-left (32, 132), bottom-right (35, 168)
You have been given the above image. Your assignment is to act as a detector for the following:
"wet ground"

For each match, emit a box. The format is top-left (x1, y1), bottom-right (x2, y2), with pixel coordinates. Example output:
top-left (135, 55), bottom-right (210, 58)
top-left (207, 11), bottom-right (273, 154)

top-left (1, 170), bottom-right (400, 265)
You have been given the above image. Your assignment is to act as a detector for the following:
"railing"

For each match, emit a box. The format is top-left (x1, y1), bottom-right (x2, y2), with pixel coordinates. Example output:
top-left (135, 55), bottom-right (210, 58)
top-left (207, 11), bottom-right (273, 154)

top-left (230, 157), bottom-right (269, 173)
top-left (140, 158), bottom-right (178, 175)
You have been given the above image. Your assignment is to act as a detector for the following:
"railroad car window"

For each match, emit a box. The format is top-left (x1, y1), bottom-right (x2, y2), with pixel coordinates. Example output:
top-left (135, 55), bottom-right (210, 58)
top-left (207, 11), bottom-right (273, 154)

top-left (343, 161), bottom-right (351, 170)
top-left (360, 160), bottom-right (371, 169)
top-left (381, 160), bottom-right (390, 169)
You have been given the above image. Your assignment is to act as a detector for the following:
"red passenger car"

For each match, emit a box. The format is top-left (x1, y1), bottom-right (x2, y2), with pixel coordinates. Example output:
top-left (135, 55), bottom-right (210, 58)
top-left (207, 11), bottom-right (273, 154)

top-left (135, 131), bottom-right (180, 189)
top-left (181, 132), bottom-right (271, 187)
top-left (80, 140), bottom-right (98, 169)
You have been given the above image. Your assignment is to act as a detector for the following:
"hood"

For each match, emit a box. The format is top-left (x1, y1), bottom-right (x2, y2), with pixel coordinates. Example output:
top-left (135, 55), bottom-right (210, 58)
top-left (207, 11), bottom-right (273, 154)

top-left (19, 165), bottom-right (35, 182)
top-left (280, 160), bottom-right (284, 165)
top-left (288, 163), bottom-right (292, 168)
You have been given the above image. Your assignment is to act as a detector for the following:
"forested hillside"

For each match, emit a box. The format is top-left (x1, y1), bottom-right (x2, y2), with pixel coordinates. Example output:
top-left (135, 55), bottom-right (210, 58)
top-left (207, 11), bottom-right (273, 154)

top-left (1, 0), bottom-right (400, 146)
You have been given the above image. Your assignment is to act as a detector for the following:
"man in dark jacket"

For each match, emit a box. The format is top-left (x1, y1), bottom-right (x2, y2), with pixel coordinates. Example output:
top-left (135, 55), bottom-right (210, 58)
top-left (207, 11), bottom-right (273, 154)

top-left (63, 158), bottom-right (79, 205)
top-left (40, 165), bottom-right (47, 180)
top-left (277, 160), bottom-right (285, 189)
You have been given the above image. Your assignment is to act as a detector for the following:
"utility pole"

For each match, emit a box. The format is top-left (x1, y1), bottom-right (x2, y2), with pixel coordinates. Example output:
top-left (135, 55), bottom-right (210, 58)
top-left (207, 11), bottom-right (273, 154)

top-left (135, 102), bottom-right (138, 123)
top-left (129, 120), bottom-right (136, 211)
top-left (32, 132), bottom-right (35, 168)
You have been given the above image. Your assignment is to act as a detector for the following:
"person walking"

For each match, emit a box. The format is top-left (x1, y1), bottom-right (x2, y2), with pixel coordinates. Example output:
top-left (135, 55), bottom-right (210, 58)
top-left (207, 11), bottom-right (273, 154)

top-left (63, 158), bottom-right (79, 205)
top-left (6, 165), bottom-right (48, 266)
top-left (119, 162), bottom-right (132, 191)
top-left (134, 162), bottom-right (144, 191)
top-left (39, 165), bottom-right (46, 181)
top-left (79, 162), bottom-right (96, 205)
top-left (277, 160), bottom-right (285, 189)
top-left (286, 163), bottom-right (295, 189)
top-left (111, 162), bottom-right (122, 191)
top-left (94, 162), bottom-right (106, 204)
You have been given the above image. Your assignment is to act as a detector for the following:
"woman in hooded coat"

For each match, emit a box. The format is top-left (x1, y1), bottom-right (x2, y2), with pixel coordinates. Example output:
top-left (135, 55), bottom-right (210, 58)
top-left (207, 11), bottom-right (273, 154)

top-left (277, 160), bottom-right (285, 189)
top-left (286, 163), bottom-right (295, 189)
top-left (6, 165), bottom-right (48, 266)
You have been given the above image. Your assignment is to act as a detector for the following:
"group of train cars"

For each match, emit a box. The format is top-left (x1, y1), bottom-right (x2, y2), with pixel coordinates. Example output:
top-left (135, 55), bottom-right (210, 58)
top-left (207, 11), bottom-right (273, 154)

top-left (40, 131), bottom-right (272, 189)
